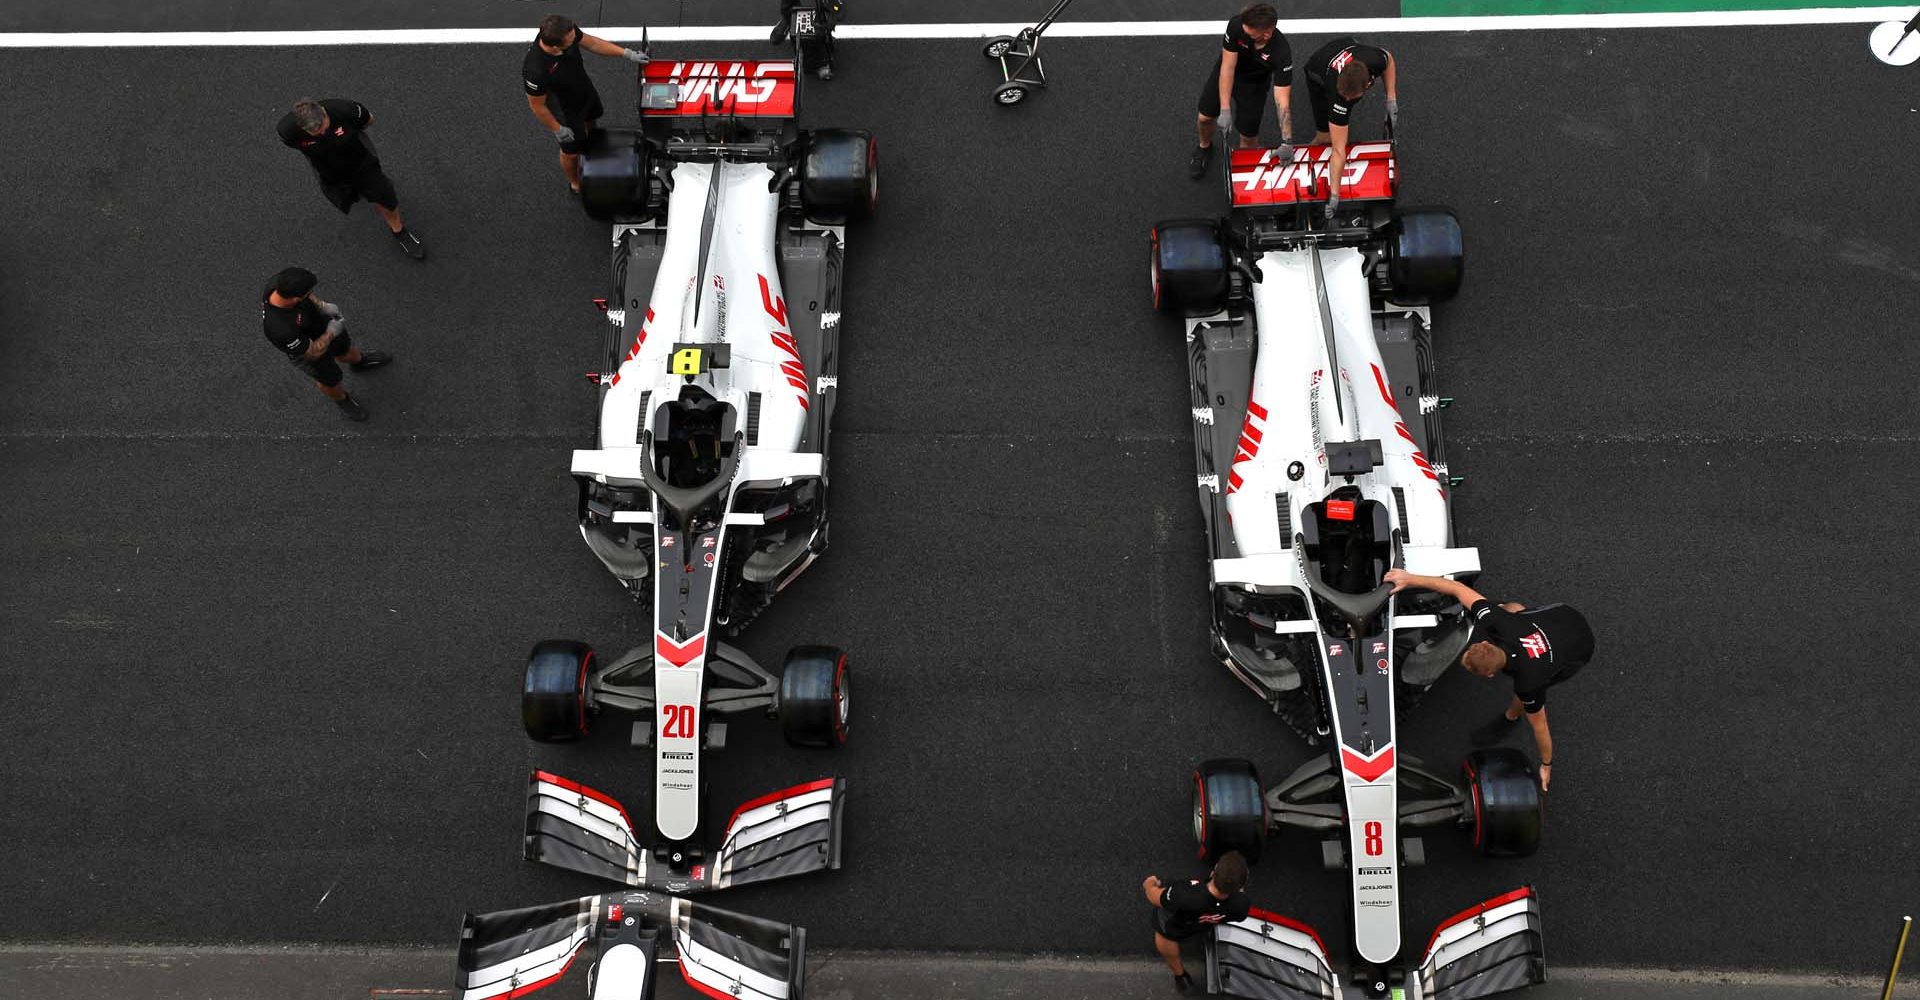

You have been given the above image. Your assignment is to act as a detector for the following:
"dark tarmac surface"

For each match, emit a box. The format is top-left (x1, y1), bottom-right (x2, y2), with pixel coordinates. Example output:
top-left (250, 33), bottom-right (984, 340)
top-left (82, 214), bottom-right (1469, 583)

top-left (3, 9), bottom-right (1920, 987)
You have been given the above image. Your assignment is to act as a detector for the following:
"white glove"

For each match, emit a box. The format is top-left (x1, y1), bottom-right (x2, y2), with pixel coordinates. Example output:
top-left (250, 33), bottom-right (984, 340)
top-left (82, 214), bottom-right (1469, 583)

top-left (1385, 97), bottom-right (1399, 129)
top-left (1217, 106), bottom-right (1235, 140)
top-left (554, 126), bottom-right (576, 145)
top-left (1273, 142), bottom-right (1296, 165)
top-left (622, 48), bottom-right (650, 65)
top-left (1324, 190), bottom-right (1342, 219)
top-left (318, 301), bottom-right (343, 320)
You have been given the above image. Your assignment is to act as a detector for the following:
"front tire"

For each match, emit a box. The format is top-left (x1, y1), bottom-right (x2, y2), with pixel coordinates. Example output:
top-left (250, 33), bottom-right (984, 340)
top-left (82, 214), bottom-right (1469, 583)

top-left (1193, 758), bottom-right (1266, 864)
top-left (780, 645), bottom-right (849, 748)
top-left (800, 129), bottom-right (877, 226)
top-left (1464, 748), bottom-right (1541, 857)
top-left (1387, 208), bottom-right (1465, 303)
top-left (1151, 219), bottom-right (1230, 316)
top-left (524, 640), bottom-right (594, 742)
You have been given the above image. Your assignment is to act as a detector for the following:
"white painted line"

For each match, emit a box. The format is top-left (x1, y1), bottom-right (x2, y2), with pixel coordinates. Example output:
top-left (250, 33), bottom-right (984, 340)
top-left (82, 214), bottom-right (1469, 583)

top-left (0, 7), bottom-right (1912, 47)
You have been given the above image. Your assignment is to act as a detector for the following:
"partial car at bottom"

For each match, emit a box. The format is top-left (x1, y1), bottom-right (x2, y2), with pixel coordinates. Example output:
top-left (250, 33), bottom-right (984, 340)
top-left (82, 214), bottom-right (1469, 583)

top-left (1151, 140), bottom-right (1545, 999)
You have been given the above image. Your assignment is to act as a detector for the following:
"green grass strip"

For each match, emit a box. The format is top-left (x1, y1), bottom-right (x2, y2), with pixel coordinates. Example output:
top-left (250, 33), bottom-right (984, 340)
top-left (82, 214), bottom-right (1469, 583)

top-left (1402, 0), bottom-right (1849, 14)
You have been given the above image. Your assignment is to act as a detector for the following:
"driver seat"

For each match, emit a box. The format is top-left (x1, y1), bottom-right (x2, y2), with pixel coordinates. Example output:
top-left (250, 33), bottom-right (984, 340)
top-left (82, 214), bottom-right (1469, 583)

top-left (650, 388), bottom-right (739, 489)
top-left (1298, 491), bottom-right (1393, 594)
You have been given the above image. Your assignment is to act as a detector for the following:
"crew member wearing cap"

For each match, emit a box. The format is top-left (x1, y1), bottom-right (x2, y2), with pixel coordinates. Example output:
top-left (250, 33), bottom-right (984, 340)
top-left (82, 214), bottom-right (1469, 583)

top-left (261, 267), bottom-right (391, 422)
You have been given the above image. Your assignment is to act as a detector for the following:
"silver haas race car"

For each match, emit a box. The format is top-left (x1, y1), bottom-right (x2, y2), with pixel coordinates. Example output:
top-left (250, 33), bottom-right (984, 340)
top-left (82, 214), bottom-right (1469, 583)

top-left (1151, 139), bottom-right (1545, 999)
top-left (521, 58), bottom-right (872, 901)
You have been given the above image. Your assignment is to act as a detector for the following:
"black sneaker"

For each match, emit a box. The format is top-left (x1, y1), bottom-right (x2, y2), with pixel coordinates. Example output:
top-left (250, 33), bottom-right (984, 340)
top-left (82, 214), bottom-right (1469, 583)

top-left (1469, 712), bottom-right (1520, 747)
top-left (1187, 145), bottom-right (1214, 180)
top-left (335, 395), bottom-right (369, 422)
top-left (1172, 972), bottom-right (1194, 995)
top-left (350, 351), bottom-right (392, 372)
top-left (392, 228), bottom-right (426, 260)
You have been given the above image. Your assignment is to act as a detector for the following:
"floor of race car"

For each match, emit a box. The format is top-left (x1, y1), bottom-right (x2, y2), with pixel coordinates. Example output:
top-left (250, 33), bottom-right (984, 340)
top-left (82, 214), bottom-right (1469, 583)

top-left (2, 7), bottom-right (1919, 987)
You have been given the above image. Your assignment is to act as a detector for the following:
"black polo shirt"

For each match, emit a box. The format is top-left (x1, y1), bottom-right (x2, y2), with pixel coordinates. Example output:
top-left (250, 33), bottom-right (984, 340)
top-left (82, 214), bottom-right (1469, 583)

top-left (1159, 878), bottom-right (1251, 936)
top-left (523, 34), bottom-right (600, 121)
top-left (277, 99), bottom-right (376, 180)
top-left (1220, 17), bottom-right (1292, 81)
top-left (1468, 600), bottom-right (1595, 713)
top-left (1305, 38), bottom-right (1390, 127)
top-left (261, 285), bottom-right (328, 358)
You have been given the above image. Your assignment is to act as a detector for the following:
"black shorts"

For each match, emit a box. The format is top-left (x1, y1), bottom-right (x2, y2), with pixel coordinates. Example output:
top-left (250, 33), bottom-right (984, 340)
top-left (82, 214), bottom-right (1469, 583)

top-left (319, 163), bottom-right (399, 213)
top-left (556, 95), bottom-right (606, 154)
top-left (291, 330), bottom-right (354, 387)
top-left (1305, 75), bottom-right (1338, 132)
top-left (1150, 907), bottom-right (1208, 943)
top-left (1197, 62), bottom-right (1271, 139)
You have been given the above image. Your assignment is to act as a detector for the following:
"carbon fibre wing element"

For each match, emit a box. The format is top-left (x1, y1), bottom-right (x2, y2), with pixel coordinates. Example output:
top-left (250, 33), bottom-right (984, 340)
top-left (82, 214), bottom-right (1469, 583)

top-left (1206, 907), bottom-right (1342, 1000)
top-left (524, 771), bottom-right (845, 893)
top-left (1412, 887), bottom-right (1545, 1000)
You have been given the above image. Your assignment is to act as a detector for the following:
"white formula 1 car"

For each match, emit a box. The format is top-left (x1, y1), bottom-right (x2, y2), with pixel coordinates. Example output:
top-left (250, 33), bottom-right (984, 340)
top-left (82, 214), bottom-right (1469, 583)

top-left (1151, 142), bottom-right (1545, 999)
top-left (456, 890), bottom-right (805, 1000)
top-left (521, 58), bottom-right (872, 898)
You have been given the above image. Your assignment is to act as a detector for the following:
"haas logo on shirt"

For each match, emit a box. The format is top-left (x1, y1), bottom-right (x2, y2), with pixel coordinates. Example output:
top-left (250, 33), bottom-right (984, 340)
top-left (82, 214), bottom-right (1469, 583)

top-left (1330, 49), bottom-right (1355, 72)
top-left (1519, 631), bottom-right (1550, 659)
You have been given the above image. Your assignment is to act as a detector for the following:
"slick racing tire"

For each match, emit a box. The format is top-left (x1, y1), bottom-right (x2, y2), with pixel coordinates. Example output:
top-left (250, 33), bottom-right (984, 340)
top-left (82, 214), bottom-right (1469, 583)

top-left (524, 639), bottom-right (594, 743)
top-left (1386, 208), bottom-right (1465, 304)
top-left (800, 129), bottom-right (877, 226)
top-left (1193, 758), bottom-right (1266, 864)
top-left (1151, 219), bottom-right (1230, 317)
top-left (580, 127), bottom-right (653, 223)
top-left (1464, 748), bottom-right (1541, 858)
top-left (779, 645), bottom-right (849, 748)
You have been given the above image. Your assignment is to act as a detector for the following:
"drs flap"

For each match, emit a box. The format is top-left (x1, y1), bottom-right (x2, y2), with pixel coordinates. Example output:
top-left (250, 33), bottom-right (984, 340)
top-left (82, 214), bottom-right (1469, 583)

top-left (642, 60), bottom-right (797, 117)
top-left (1228, 143), bottom-right (1396, 209)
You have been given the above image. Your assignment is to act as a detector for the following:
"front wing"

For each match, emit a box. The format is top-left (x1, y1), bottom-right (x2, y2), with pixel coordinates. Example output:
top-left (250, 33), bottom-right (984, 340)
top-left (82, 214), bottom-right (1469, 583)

top-left (524, 771), bottom-right (845, 893)
top-left (456, 890), bottom-right (806, 1000)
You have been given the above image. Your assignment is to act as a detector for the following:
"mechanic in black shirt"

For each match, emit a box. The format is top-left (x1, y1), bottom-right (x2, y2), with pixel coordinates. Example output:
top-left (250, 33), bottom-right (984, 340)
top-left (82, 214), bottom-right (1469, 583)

top-left (277, 98), bottom-right (426, 260)
top-left (1189, 4), bottom-right (1294, 180)
top-left (1301, 37), bottom-right (1397, 216)
top-left (261, 267), bottom-right (391, 422)
top-left (1142, 851), bottom-right (1251, 994)
top-left (1386, 569), bottom-right (1595, 792)
top-left (524, 14), bottom-right (650, 194)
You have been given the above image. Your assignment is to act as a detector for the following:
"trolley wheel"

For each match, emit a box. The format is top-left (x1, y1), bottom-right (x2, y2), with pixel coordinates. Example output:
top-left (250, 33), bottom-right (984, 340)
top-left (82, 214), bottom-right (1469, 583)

top-left (982, 36), bottom-right (1016, 59)
top-left (1193, 758), bottom-right (1266, 865)
top-left (993, 81), bottom-right (1029, 105)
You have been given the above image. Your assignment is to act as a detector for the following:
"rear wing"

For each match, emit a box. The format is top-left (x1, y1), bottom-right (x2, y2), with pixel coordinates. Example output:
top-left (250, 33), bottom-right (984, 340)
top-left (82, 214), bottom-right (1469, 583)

top-left (456, 891), bottom-right (807, 1000)
top-left (524, 771), bottom-right (845, 892)
top-left (1207, 907), bottom-right (1342, 999)
top-left (1412, 887), bottom-right (1546, 1000)
top-left (641, 60), bottom-right (797, 118)
top-left (1228, 143), bottom-right (1395, 211)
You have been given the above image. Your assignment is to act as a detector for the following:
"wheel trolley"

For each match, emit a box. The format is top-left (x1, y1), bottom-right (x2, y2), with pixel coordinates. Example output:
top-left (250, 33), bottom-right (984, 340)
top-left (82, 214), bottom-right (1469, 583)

top-left (980, 0), bottom-right (1078, 105)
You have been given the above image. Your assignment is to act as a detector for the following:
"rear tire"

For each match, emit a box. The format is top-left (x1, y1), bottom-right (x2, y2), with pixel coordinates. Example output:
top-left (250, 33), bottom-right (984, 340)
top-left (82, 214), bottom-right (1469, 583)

top-left (579, 127), bottom-right (653, 223)
top-left (1151, 219), bottom-right (1230, 316)
top-left (800, 129), bottom-right (877, 226)
top-left (1193, 758), bottom-right (1266, 864)
top-left (1387, 208), bottom-right (1465, 303)
top-left (1464, 748), bottom-right (1541, 857)
top-left (524, 640), bottom-right (594, 742)
top-left (780, 645), bottom-right (849, 748)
